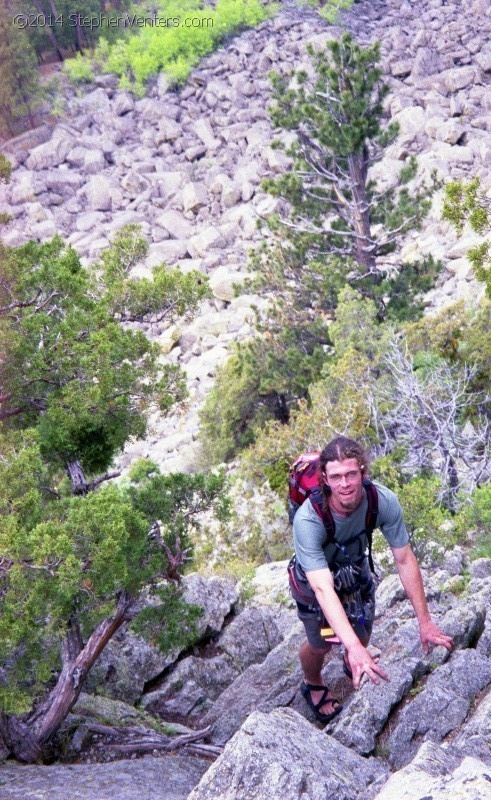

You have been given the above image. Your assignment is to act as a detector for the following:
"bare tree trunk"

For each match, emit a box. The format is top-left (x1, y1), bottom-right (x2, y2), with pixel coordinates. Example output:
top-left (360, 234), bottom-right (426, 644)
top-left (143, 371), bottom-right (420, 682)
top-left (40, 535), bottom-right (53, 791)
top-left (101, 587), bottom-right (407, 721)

top-left (65, 459), bottom-right (121, 495)
top-left (47, 0), bottom-right (60, 17)
top-left (274, 392), bottom-right (290, 424)
top-left (0, 593), bottom-right (135, 762)
top-left (0, 713), bottom-right (43, 763)
top-left (347, 148), bottom-right (377, 274)
top-left (31, 593), bottom-right (134, 744)
top-left (31, 0), bottom-right (64, 61)
top-left (66, 458), bottom-right (88, 495)
top-left (74, 12), bottom-right (84, 53)
top-left (440, 445), bottom-right (459, 513)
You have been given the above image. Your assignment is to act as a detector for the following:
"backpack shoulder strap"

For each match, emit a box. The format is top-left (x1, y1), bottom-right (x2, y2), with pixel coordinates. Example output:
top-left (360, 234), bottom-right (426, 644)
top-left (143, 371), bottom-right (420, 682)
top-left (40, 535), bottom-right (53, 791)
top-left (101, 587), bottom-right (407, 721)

top-left (363, 480), bottom-right (379, 573)
top-left (311, 481), bottom-right (379, 572)
top-left (309, 488), bottom-right (336, 543)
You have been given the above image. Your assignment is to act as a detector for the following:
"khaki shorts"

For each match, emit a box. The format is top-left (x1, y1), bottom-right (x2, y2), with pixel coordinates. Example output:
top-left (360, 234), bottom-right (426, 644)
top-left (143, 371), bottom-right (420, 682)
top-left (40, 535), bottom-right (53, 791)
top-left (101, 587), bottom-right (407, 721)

top-left (297, 602), bottom-right (374, 649)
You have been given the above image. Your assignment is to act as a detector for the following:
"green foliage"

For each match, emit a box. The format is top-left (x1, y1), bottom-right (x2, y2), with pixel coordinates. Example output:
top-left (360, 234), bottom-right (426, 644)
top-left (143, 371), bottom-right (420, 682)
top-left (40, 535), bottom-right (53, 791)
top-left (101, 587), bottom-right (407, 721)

top-left (63, 53), bottom-right (94, 84)
top-left (199, 330), bottom-right (326, 464)
top-left (236, 567), bottom-right (257, 604)
top-left (0, 154), bottom-right (12, 184)
top-left (318, 0), bottom-right (356, 24)
top-left (199, 348), bottom-right (262, 464)
top-left (205, 474), bottom-right (292, 570)
top-left (236, 299), bottom-right (489, 518)
top-left (328, 286), bottom-right (390, 359)
top-left (442, 178), bottom-right (488, 235)
top-left (405, 298), bottom-right (491, 405)
top-left (371, 474), bottom-right (455, 569)
top-left (0, 434), bottom-right (142, 711)
top-left (130, 584), bottom-right (204, 653)
top-left (262, 458), bottom-right (290, 495)
top-left (238, 289), bottom-right (390, 480)
top-left (97, 224), bottom-right (210, 325)
top-left (0, 434), bottom-right (228, 712)
top-left (199, 281), bottom-right (395, 467)
top-left (442, 177), bottom-right (491, 297)
top-left (396, 477), bottom-right (454, 565)
top-left (404, 300), bottom-right (467, 362)
top-left (17, 0), bottom-right (131, 58)
top-left (71, 0), bottom-right (271, 94)
top-left (265, 33), bottom-right (432, 285)
top-left (453, 484), bottom-right (491, 559)
top-left (125, 464), bottom-right (231, 544)
top-left (471, 532), bottom-right (491, 560)
top-left (0, 197), bottom-right (226, 707)
top-left (0, 174), bottom-right (225, 740)
top-left (0, 226), bottom-right (208, 475)
top-left (446, 573), bottom-right (471, 595)
top-left (408, 679), bottom-right (424, 697)
top-left (371, 454), bottom-right (405, 492)
top-left (384, 256), bottom-right (443, 323)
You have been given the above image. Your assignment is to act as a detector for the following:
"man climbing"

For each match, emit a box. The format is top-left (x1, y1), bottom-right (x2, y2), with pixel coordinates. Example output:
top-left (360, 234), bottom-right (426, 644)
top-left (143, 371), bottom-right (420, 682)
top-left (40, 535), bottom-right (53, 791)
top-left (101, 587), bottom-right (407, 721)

top-left (289, 436), bottom-right (453, 723)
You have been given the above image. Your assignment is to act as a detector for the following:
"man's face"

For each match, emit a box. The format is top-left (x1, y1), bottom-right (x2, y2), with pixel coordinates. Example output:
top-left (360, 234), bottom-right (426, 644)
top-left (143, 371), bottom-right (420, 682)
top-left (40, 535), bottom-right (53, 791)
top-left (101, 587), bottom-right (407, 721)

top-left (322, 457), bottom-right (364, 513)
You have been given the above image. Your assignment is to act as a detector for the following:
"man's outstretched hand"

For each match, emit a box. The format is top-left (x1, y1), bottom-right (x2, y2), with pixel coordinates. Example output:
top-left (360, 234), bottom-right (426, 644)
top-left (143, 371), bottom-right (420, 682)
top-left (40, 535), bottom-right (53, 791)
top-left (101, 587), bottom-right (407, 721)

top-left (419, 619), bottom-right (454, 654)
top-left (346, 642), bottom-right (389, 690)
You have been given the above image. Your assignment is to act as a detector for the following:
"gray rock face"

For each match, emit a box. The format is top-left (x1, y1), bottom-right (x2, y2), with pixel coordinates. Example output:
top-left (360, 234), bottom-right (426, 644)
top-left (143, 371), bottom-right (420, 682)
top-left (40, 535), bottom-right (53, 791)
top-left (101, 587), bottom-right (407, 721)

top-left (84, 175), bottom-right (119, 211)
top-left (411, 46), bottom-right (443, 77)
top-left (470, 557), bottom-right (491, 580)
top-left (372, 741), bottom-right (491, 800)
top-left (183, 573), bottom-right (239, 638)
top-left (386, 649), bottom-right (491, 768)
top-left (25, 128), bottom-right (75, 171)
top-left (84, 628), bottom-right (172, 703)
top-left (140, 604), bottom-right (289, 721)
top-left (188, 708), bottom-right (388, 800)
top-left (374, 574), bottom-right (407, 616)
top-left (141, 653), bottom-right (240, 719)
top-left (200, 625), bottom-right (305, 744)
top-left (249, 559), bottom-right (293, 607)
top-left (453, 688), bottom-right (491, 765)
top-left (218, 605), bottom-right (285, 671)
top-left (332, 660), bottom-right (417, 755)
top-left (85, 573), bottom-right (238, 703)
top-left (329, 592), bottom-right (487, 756)
top-left (0, 753), bottom-right (208, 800)
top-left (113, 91), bottom-right (135, 116)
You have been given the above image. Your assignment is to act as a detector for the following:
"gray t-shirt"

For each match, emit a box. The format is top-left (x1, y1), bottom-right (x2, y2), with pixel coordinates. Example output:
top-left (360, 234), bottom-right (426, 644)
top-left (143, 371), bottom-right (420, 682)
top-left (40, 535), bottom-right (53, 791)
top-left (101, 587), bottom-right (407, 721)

top-left (293, 481), bottom-right (409, 571)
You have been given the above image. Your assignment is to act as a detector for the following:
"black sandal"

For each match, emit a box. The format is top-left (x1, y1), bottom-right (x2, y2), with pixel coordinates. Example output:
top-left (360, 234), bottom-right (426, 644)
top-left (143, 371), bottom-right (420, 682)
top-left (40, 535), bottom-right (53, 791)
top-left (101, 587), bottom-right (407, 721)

top-left (300, 682), bottom-right (343, 723)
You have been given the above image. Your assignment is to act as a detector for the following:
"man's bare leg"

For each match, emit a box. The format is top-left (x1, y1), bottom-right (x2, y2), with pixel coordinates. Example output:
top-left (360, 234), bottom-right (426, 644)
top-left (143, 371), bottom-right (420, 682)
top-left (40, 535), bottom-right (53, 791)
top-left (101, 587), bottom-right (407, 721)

top-left (300, 641), bottom-right (340, 714)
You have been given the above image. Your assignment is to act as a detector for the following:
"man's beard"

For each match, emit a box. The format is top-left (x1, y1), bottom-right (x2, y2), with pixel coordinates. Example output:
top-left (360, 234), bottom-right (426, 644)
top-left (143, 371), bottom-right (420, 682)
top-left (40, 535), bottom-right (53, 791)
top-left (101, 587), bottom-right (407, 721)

top-left (335, 485), bottom-right (363, 511)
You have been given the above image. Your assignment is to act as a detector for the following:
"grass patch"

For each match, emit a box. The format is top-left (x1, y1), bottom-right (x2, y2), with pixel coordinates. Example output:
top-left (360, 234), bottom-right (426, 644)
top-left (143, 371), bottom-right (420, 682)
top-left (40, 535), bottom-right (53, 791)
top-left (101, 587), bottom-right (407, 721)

top-left (471, 532), bottom-right (491, 560)
top-left (64, 0), bottom-right (272, 96)
top-left (300, 0), bottom-right (357, 23)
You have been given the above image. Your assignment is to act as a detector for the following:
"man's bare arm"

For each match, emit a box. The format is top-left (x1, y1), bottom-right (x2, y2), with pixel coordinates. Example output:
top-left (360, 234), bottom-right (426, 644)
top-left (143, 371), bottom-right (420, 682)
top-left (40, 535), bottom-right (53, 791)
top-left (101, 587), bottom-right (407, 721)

top-left (306, 568), bottom-right (388, 688)
top-left (391, 544), bottom-right (453, 653)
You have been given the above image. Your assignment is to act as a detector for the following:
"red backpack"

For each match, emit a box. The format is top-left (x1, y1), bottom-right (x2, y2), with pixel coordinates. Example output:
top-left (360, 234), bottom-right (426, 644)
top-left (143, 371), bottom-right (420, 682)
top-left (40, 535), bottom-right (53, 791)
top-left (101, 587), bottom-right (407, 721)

top-left (288, 451), bottom-right (379, 572)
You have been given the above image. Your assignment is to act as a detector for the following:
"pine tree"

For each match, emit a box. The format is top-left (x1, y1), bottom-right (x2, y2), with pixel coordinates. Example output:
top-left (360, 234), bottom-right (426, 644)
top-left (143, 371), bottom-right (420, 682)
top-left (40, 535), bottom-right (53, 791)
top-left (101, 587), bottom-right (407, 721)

top-left (0, 225), bottom-right (209, 492)
top-left (0, 227), bottom-right (221, 762)
top-left (0, 2), bottom-right (43, 136)
top-left (200, 35), bottom-right (440, 463)
top-left (262, 33), bottom-right (437, 317)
